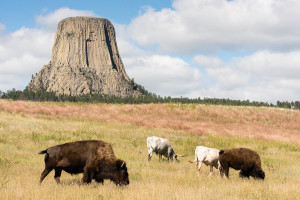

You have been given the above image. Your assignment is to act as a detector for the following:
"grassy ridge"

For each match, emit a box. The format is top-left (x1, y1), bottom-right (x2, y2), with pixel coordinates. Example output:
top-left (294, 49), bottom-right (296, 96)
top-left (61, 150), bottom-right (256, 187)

top-left (0, 101), bottom-right (300, 199)
top-left (1, 100), bottom-right (300, 144)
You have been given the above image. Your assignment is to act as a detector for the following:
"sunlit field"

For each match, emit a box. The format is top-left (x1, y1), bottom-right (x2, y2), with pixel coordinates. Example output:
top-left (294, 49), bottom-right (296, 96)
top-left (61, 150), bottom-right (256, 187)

top-left (0, 100), bottom-right (300, 199)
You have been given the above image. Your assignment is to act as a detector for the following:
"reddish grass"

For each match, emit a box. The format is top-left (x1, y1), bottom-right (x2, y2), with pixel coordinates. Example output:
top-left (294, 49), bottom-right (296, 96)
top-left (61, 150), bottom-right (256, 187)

top-left (1, 99), bottom-right (300, 144)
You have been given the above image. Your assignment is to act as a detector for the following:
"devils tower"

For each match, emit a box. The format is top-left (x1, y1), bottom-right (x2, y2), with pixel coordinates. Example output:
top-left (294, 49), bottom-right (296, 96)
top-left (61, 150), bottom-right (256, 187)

top-left (27, 17), bottom-right (139, 97)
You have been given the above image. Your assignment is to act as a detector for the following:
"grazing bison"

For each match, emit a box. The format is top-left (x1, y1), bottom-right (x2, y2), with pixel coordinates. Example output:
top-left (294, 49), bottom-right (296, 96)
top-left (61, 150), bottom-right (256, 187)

top-left (188, 146), bottom-right (221, 176)
top-left (39, 140), bottom-right (129, 185)
top-left (147, 136), bottom-right (185, 162)
top-left (219, 148), bottom-right (265, 180)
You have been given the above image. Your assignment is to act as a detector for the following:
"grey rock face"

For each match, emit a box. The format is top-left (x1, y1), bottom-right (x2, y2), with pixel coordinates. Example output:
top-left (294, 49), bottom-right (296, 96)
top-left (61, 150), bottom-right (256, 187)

top-left (27, 17), bottom-right (139, 97)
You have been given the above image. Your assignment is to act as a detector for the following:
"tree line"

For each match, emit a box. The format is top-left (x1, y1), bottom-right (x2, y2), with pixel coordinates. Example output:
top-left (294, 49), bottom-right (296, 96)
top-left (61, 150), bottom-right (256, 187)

top-left (0, 88), bottom-right (299, 110)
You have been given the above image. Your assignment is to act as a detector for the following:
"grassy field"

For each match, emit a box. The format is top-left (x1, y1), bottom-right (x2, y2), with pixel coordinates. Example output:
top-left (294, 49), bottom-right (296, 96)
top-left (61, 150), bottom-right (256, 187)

top-left (0, 100), bottom-right (300, 199)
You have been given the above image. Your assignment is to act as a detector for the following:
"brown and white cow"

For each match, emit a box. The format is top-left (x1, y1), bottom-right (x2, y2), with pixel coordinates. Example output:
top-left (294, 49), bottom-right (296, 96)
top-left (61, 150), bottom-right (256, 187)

top-left (189, 146), bottom-right (221, 176)
top-left (39, 140), bottom-right (129, 185)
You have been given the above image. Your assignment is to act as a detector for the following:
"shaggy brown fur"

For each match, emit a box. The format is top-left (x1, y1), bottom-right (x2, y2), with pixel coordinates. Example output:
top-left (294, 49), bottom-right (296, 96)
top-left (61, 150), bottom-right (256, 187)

top-left (219, 148), bottom-right (265, 180)
top-left (39, 140), bottom-right (129, 185)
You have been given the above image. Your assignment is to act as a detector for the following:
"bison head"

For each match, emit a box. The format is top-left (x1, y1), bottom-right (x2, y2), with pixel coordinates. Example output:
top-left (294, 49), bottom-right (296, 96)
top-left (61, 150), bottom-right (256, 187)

top-left (255, 167), bottom-right (265, 180)
top-left (94, 159), bottom-right (130, 186)
top-left (114, 159), bottom-right (130, 185)
top-left (249, 166), bottom-right (265, 180)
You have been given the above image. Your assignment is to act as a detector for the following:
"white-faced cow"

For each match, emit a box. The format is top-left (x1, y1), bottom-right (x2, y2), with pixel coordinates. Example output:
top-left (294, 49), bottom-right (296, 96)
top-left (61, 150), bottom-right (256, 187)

top-left (147, 136), bottom-right (185, 162)
top-left (39, 140), bottom-right (129, 185)
top-left (189, 146), bottom-right (221, 176)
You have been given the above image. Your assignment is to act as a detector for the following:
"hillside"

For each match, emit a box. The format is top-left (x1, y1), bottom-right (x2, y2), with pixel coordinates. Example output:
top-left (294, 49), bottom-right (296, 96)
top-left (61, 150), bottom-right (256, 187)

top-left (0, 100), bottom-right (299, 144)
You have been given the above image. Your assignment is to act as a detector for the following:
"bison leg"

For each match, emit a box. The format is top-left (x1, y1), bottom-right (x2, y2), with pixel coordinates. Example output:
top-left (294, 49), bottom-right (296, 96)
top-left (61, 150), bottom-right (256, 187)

top-left (95, 177), bottom-right (104, 184)
top-left (82, 166), bottom-right (95, 184)
top-left (221, 164), bottom-right (229, 178)
top-left (54, 167), bottom-right (62, 184)
top-left (219, 160), bottom-right (230, 178)
top-left (239, 170), bottom-right (250, 179)
top-left (39, 167), bottom-right (53, 185)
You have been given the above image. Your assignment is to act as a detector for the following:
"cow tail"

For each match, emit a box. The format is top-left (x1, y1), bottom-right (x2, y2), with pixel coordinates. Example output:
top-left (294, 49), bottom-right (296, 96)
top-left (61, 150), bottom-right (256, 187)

top-left (39, 149), bottom-right (49, 162)
top-left (219, 150), bottom-right (225, 155)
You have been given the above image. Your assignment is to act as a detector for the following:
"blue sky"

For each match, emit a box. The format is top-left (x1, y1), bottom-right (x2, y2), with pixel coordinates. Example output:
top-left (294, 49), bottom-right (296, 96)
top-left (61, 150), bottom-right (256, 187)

top-left (1, 0), bottom-right (300, 103)
top-left (1, 0), bottom-right (172, 32)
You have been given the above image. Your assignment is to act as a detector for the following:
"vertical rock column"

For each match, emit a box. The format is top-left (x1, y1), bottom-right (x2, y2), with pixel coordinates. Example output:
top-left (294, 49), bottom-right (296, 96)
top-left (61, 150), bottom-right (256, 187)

top-left (27, 17), bottom-right (137, 97)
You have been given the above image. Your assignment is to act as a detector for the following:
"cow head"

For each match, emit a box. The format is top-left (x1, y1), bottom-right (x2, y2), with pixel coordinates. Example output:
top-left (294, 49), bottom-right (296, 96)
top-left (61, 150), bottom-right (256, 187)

top-left (114, 159), bottom-right (130, 185)
top-left (173, 152), bottom-right (186, 162)
top-left (168, 150), bottom-right (179, 162)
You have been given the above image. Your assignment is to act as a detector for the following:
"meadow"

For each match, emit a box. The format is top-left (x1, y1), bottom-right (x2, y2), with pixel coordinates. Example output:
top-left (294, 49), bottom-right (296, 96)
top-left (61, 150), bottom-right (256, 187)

top-left (0, 99), bottom-right (300, 199)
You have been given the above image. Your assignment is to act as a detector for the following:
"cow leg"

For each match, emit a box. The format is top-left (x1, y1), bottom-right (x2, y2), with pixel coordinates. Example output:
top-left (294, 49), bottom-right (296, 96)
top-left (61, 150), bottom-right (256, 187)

top-left (219, 165), bottom-right (224, 177)
top-left (209, 166), bottom-right (213, 176)
top-left (197, 162), bottom-right (202, 177)
top-left (148, 148), bottom-right (153, 162)
top-left (159, 154), bottom-right (162, 162)
top-left (148, 153), bottom-right (153, 162)
top-left (194, 166), bottom-right (199, 177)
top-left (54, 167), bottom-right (62, 184)
top-left (217, 161), bottom-right (223, 177)
top-left (39, 167), bottom-right (53, 185)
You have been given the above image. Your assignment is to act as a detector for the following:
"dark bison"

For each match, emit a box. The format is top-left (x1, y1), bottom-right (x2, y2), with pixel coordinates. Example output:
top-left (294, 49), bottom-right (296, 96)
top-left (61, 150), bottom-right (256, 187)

top-left (219, 148), bottom-right (265, 180)
top-left (39, 140), bottom-right (129, 185)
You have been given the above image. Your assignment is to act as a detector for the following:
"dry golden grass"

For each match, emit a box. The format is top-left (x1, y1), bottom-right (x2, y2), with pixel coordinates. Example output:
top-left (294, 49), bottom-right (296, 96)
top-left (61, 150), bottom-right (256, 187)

top-left (1, 99), bottom-right (300, 144)
top-left (1, 100), bottom-right (300, 199)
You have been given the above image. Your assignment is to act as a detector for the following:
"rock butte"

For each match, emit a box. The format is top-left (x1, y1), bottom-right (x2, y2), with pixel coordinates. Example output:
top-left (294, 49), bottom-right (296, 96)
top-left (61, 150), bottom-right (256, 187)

top-left (27, 17), bottom-right (140, 97)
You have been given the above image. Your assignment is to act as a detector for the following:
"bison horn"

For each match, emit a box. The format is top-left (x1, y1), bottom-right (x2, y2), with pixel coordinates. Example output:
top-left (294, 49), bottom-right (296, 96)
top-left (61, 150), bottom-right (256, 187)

top-left (121, 161), bottom-right (125, 168)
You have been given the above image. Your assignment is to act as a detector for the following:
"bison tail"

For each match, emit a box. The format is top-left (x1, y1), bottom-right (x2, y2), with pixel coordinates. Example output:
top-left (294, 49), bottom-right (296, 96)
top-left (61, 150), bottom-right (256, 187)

top-left (219, 150), bottom-right (225, 155)
top-left (39, 149), bottom-right (49, 162)
top-left (38, 149), bottom-right (47, 154)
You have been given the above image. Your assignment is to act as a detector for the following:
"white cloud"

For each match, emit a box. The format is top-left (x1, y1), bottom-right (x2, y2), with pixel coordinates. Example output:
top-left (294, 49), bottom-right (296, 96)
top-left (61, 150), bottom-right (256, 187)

top-left (192, 55), bottom-right (223, 68)
top-left (124, 55), bottom-right (203, 97)
top-left (192, 50), bottom-right (300, 102)
top-left (116, 0), bottom-right (300, 103)
top-left (0, 27), bottom-right (53, 91)
top-left (236, 51), bottom-right (300, 79)
top-left (35, 8), bottom-right (97, 30)
top-left (128, 0), bottom-right (300, 54)
top-left (117, 23), bottom-right (205, 98)
top-left (115, 24), bottom-right (149, 58)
